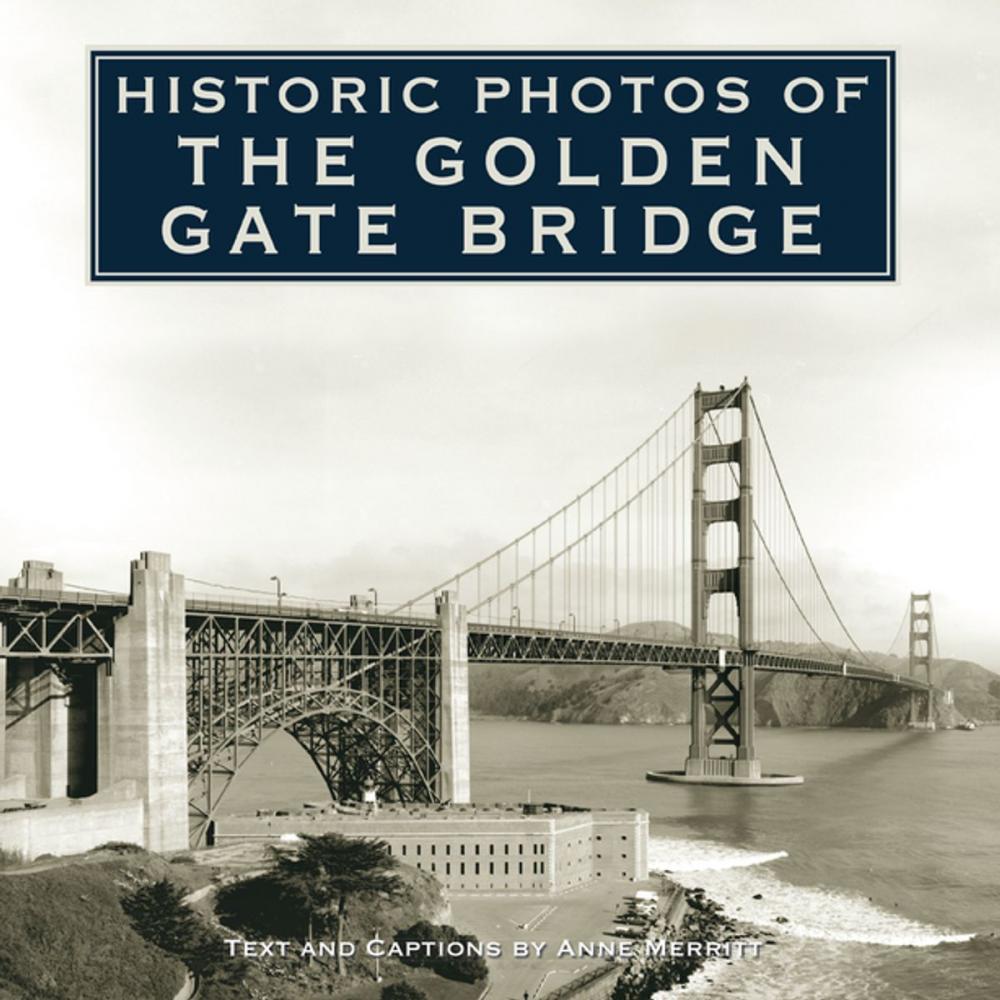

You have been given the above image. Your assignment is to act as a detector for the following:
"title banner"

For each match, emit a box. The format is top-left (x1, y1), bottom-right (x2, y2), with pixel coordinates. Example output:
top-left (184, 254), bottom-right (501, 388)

top-left (89, 50), bottom-right (895, 281)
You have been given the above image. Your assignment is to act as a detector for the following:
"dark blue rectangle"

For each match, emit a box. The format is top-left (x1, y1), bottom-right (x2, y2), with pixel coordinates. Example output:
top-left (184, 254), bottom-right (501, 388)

top-left (90, 50), bottom-right (895, 280)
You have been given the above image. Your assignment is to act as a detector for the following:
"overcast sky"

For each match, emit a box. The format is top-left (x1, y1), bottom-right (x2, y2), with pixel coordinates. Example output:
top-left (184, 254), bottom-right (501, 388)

top-left (1, 1), bottom-right (997, 668)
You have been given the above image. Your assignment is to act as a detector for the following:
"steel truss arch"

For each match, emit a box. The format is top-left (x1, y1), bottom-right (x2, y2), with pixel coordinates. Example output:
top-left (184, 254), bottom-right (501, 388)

top-left (187, 687), bottom-right (439, 847)
top-left (185, 610), bottom-right (442, 847)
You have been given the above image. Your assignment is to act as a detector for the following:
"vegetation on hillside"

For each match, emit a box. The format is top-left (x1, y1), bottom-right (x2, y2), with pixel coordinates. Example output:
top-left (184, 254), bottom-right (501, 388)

top-left (0, 861), bottom-right (185, 1000)
top-left (380, 983), bottom-right (427, 1000)
top-left (394, 921), bottom-right (489, 983)
top-left (216, 844), bottom-right (446, 944)
top-left (0, 838), bottom-right (481, 1000)
top-left (268, 834), bottom-right (404, 975)
top-left (122, 878), bottom-right (248, 989)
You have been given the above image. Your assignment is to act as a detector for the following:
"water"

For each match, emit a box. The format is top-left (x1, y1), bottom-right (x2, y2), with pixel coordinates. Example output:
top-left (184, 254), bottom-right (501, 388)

top-left (225, 721), bottom-right (1000, 998)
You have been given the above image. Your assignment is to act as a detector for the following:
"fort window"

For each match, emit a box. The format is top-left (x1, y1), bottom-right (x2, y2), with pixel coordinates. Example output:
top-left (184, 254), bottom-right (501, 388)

top-left (474, 862), bottom-right (480, 875)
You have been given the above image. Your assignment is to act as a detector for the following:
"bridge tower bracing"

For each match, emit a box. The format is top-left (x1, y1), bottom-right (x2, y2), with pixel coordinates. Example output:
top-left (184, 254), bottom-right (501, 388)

top-left (645, 382), bottom-right (802, 786)
top-left (908, 592), bottom-right (936, 730)
top-left (2, 562), bottom-right (70, 799)
top-left (683, 381), bottom-right (764, 780)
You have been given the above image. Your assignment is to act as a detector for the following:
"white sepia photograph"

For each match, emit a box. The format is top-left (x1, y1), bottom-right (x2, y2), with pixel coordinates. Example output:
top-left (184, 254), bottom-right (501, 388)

top-left (0, 3), bottom-right (997, 1000)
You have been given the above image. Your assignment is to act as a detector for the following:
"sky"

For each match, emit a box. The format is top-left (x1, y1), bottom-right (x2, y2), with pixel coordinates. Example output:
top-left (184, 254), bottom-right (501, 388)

top-left (1, 1), bottom-right (998, 668)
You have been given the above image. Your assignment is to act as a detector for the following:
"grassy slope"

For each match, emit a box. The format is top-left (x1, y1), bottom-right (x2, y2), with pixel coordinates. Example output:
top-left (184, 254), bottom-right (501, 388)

top-left (0, 863), bottom-right (185, 1000)
top-left (0, 848), bottom-right (477, 1000)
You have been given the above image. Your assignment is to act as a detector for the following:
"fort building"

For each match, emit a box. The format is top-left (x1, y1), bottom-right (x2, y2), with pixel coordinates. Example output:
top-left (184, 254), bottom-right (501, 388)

top-left (214, 802), bottom-right (649, 894)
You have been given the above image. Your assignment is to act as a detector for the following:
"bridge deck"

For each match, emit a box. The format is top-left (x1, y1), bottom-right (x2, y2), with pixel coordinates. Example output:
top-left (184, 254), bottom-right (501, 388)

top-left (466, 623), bottom-right (930, 690)
top-left (0, 587), bottom-right (928, 691)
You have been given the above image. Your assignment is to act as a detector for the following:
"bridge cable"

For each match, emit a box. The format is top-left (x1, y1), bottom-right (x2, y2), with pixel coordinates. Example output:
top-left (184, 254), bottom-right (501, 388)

top-left (185, 576), bottom-right (351, 607)
top-left (886, 601), bottom-right (910, 657)
top-left (748, 394), bottom-right (874, 666)
top-left (461, 404), bottom-right (723, 616)
top-left (394, 390), bottom-right (699, 615)
top-left (701, 406), bottom-right (838, 659)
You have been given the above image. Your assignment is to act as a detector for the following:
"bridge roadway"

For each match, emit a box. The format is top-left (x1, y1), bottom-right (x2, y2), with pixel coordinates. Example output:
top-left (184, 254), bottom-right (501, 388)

top-left (0, 586), bottom-right (930, 693)
top-left (466, 622), bottom-right (930, 690)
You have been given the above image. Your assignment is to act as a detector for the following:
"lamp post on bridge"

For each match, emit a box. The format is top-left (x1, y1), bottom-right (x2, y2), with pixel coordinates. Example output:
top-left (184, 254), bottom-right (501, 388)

top-left (269, 575), bottom-right (286, 611)
top-left (368, 587), bottom-right (378, 612)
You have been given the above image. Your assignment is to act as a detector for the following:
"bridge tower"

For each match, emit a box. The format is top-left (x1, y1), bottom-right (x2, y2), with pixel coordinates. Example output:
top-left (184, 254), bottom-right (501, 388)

top-left (908, 592), bottom-right (936, 730)
top-left (685, 382), bottom-right (760, 780)
top-left (651, 381), bottom-right (801, 786)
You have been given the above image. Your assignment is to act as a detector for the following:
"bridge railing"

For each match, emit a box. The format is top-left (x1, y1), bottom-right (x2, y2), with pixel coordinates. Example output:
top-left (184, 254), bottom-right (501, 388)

top-left (467, 623), bottom-right (932, 690)
top-left (184, 594), bottom-right (436, 626)
top-left (0, 585), bottom-right (128, 609)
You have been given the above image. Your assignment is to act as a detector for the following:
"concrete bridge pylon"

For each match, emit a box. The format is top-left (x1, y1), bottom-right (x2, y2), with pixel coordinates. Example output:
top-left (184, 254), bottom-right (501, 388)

top-left (437, 590), bottom-right (471, 804)
top-left (99, 552), bottom-right (190, 852)
top-left (1, 552), bottom-right (190, 858)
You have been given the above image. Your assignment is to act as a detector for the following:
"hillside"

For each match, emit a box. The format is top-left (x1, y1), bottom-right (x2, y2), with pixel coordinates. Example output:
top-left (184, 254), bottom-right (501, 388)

top-left (469, 621), bottom-right (1000, 728)
top-left (0, 850), bottom-right (188, 1000)
top-left (0, 842), bottom-right (469, 1000)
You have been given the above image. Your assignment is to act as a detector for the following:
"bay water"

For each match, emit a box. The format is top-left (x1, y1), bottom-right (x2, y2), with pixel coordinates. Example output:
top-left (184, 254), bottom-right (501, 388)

top-left (225, 720), bottom-right (1000, 998)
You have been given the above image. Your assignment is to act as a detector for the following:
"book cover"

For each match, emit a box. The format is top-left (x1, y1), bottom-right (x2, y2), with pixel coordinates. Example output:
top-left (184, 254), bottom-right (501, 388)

top-left (1, 4), bottom-right (996, 999)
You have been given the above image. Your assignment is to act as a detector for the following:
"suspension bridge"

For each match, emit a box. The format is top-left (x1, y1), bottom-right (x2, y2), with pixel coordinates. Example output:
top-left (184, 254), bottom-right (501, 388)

top-left (0, 381), bottom-right (940, 851)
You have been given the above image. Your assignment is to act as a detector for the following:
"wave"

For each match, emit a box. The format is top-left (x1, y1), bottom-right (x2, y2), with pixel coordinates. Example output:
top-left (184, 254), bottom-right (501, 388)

top-left (649, 836), bottom-right (789, 873)
top-left (649, 835), bottom-right (975, 948)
